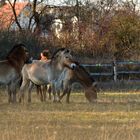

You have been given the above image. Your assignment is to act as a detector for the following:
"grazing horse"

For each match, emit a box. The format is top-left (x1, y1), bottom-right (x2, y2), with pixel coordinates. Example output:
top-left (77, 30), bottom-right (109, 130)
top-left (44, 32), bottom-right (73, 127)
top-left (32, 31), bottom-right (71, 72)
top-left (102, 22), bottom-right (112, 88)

top-left (19, 48), bottom-right (77, 103)
top-left (55, 62), bottom-right (97, 103)
top-left (0, 44), bottom-right (29, 103)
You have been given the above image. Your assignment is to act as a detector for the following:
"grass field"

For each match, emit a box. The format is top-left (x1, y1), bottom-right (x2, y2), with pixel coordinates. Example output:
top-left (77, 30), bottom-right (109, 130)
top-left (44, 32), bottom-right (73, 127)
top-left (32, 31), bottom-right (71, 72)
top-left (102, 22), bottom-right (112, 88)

top-left (0, 87), bottom-right (140, 140)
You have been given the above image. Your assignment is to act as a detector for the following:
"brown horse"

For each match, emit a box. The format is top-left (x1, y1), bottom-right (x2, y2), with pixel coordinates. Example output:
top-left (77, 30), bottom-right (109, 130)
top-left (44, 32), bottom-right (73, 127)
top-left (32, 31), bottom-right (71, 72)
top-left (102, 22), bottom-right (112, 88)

top-left (55, 62), bottom-right (97, 103)
top-left (19, 48), bottom-right (77, 103)
top-left (0, 44), bottom-right (29, 103)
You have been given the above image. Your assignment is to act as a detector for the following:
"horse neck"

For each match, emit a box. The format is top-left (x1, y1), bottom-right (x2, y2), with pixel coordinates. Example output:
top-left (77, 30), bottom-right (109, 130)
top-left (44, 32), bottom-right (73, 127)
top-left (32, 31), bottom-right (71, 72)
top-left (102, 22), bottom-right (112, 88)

top-left (51, 59), bottom-right (64, 70)
top-left (50, 59), bottom-right (65, 78)
top-left (74, 66), bottom-right (93, 88)
top-left (8, 57), bottom-right (25, 73)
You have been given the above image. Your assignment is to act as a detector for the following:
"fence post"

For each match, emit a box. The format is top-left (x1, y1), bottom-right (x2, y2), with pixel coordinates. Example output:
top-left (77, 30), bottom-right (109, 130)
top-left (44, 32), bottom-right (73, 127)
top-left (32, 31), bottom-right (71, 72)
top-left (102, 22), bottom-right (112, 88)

top-left (113, 61), bottom-right (117, 82)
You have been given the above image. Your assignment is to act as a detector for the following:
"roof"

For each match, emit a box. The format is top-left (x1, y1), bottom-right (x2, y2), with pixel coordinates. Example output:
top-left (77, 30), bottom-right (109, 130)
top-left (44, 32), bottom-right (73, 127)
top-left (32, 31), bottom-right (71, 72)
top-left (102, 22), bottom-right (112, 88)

top-left (0, 2), bottom-right (28, 29)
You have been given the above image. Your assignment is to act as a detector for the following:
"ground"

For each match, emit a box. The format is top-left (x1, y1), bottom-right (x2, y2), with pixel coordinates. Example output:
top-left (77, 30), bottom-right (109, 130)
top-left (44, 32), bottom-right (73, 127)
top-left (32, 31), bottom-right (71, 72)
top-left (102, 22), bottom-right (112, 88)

top-left (0, 85), bottom-right (140, 140)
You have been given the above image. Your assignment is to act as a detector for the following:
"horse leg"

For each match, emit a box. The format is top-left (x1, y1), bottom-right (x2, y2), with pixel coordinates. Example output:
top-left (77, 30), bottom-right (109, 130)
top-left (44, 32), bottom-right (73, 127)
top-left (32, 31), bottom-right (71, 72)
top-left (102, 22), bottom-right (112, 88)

top-left (8, 87), bottom-right (16, 103)
top-left (7, 84), bottom-right (16, 103)
top-left (57, 90), bottom-right (61, 99)
top-left (51, 83), bottom-right (57, 102)
top-left (7, 85), bottom-right (12, 103)
top-left (28, 82), bottom-right (34, 103)
top-left (47, 84), bottom-right (52, 100)
top-left (19, 79), bottom-right (30, 103)
top-left (66, 88), bottom-right (72, 103)
top-left (56, 89), bottom-right (62, 103)
top-left (10, 82), bottom-right (17, 103)
top-left (12, 87), bottom-right (17, 103)
top-left (36, 85), bottom-right (42, 101)
top-left (36, 85), bottom-right (43, 102)
top-left (59, 81), bottom-right (69, 102)
top-left (36, 85), bottom-right (40, 96)
top-left (43, 85), bottom-right (47, 102)
top-left (40, 86), bottom-right (44, 102)
top-left (59, 89), bottom-right (67, 102)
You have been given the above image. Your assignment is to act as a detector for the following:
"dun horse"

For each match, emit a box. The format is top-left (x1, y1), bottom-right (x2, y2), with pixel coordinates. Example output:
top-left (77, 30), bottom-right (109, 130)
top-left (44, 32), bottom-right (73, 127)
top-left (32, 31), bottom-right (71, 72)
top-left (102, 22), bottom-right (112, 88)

top-left (19, 48), bottom-right (77, 103)
top-left (55, 62), bottom-right (97, 103)
top-left (0, 44), bottom-right (29, 103)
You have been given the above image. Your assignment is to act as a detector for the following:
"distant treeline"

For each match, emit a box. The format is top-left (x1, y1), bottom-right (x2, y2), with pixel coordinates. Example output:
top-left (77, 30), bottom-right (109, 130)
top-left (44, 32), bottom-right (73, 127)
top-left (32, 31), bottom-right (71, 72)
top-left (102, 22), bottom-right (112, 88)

top-left (0, 0), bottom-right (140, 61)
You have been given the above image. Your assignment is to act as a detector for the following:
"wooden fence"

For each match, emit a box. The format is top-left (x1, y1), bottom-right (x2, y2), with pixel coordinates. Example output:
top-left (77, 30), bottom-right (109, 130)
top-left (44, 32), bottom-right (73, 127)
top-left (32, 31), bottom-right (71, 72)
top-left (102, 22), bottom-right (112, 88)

top-left (82, 61), bottom-right (140, 81)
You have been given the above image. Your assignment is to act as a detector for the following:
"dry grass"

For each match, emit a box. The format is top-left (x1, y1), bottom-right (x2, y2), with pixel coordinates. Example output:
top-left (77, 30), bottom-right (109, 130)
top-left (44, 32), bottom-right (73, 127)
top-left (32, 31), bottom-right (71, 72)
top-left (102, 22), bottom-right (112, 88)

top-left (0, 89), bottom-right (140, 140)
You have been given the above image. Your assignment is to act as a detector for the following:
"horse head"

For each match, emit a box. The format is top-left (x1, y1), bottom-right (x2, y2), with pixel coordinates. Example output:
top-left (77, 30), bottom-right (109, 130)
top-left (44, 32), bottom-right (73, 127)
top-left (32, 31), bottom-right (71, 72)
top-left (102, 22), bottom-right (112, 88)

top-left (51, 48), bottom-right (77, 70)
top-left (72, 64), bottom-right (97, 102)
top-left (85, 82), bottom-right (97, 102)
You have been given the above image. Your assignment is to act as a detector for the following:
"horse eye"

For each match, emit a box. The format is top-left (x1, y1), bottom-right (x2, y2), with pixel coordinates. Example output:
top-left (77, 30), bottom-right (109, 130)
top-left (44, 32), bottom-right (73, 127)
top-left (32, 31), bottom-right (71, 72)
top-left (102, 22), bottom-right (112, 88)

top-left (65, 56), bottom-right (69, 59)
top-left (65, 50), bottom-right (69, 53)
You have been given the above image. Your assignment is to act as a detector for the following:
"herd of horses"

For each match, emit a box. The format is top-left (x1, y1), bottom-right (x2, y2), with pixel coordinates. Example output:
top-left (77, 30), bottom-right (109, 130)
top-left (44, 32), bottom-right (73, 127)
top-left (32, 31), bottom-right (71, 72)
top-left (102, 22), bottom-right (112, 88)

top-left (0, 43), bottom-right (97, 104)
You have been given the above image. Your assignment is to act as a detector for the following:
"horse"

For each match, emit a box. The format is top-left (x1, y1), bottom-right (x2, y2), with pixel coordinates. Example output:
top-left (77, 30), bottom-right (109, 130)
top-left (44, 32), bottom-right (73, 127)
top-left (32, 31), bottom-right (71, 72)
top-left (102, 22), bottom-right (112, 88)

top-left (0, 43), bottom-right (29, 103)
top-left (19, 48), bottom-right (77, 103)
top-left (55, 62), bottom-right (97, 103)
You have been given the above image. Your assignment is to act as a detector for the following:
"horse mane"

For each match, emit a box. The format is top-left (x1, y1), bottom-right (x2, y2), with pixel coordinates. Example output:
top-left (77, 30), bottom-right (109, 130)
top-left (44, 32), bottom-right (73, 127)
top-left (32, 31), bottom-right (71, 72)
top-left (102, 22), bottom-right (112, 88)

top-left (51, 48), bottom-right (67, 59)
top-left (6, 43), bottom-right (27, 73)
top-left (6, 43), bottom-right (26, 59)
top-left (74, 61), bottom-right (95, 82)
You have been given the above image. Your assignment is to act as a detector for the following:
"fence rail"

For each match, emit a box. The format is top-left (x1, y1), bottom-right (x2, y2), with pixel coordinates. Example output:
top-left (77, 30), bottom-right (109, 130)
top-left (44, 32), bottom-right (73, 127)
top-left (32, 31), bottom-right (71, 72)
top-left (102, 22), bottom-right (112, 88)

top-left (82, 61), bottom-right (140, 81)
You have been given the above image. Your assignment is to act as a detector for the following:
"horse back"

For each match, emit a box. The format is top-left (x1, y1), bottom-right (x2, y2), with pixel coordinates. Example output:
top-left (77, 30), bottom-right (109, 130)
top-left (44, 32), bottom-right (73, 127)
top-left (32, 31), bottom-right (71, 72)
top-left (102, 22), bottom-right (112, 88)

top-left (21, 62), bottom-right (51, 85)
top-left (0, 60), bottom-right (15, 74)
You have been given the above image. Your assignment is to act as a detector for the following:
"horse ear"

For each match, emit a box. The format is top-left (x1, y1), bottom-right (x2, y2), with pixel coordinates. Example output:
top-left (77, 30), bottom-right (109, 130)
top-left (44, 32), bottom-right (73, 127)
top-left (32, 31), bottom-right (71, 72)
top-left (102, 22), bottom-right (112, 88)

top-left (64, 49), bottom-right (71, 54)
top-left (92, 82), bottom-right (97, 87)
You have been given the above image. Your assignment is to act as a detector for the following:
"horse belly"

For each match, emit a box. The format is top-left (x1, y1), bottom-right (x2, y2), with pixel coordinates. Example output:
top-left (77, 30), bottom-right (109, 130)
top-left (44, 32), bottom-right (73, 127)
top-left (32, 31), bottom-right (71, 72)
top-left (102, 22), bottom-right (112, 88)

top-left (30, 78), bottom-right (49, 85)
top-left (29, 72), bottom-right (49, 85)
top-left (28, 65), bottom-right (51, 85)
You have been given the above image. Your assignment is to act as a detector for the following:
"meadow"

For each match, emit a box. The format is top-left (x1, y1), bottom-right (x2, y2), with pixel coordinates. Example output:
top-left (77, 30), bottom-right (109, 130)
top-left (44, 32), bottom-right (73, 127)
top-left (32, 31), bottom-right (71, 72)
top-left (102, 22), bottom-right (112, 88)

top-left (0, 84), bottom-right (140, 140)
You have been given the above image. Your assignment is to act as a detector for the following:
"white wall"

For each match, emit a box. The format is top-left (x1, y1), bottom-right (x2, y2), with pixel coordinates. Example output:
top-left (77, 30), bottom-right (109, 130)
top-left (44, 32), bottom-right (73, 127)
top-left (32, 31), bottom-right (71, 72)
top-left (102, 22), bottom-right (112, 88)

top-left (10, 4), bottom-right (36, 31)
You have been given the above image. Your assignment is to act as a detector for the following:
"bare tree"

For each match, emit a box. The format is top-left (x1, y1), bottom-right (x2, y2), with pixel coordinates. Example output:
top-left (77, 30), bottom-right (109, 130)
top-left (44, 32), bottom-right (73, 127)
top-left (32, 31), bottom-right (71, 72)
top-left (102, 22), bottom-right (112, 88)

top-left (7, 0), bottom-right (22, 30)
top-left (7, 0), bottom-right (46, 32)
